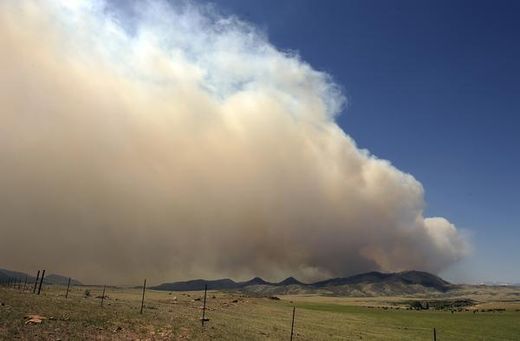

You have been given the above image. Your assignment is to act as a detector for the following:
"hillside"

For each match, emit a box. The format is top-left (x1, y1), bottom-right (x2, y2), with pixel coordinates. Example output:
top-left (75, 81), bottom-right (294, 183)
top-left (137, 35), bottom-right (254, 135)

top-left (153, 278), bottom-right (238, 291)
top-left (0, 268), bottom-right (82, 286)
top-left (152, 270), bottom-right (454, 296)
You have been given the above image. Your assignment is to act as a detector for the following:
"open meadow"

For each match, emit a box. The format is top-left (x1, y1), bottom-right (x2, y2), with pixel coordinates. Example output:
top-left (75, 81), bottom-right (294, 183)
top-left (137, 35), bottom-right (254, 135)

top-left (1, 284), bottom-right (520, 340)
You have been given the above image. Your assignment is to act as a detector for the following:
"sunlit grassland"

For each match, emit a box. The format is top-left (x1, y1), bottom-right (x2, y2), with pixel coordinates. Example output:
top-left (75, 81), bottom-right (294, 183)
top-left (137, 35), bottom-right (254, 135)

top-left (1, 285), bottom-right (519, 340)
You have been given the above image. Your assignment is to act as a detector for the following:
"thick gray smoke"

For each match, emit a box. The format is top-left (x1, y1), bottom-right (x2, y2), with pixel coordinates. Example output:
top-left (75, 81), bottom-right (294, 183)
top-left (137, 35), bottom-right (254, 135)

top-left (0, 1), bottom-right (469, 284)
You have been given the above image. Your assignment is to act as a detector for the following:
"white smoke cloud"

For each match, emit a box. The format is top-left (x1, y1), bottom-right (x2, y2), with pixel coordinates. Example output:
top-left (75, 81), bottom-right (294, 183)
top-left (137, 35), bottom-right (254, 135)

top-left (0, 0), bottom-right (469, 284)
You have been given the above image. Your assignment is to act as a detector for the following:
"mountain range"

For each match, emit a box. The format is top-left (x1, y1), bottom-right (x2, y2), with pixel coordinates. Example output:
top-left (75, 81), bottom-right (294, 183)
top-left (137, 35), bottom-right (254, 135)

top-left (0, 267), bottom-right (457, 296)
top-left (152, 270), bottom-right (454, 296)
top-left (0, 268), bottom-right (82, 286)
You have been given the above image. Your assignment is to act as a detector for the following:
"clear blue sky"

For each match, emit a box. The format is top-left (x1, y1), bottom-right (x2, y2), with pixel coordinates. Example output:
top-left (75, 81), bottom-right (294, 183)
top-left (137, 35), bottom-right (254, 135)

top-left (204, 0), bottom-right (520, 284)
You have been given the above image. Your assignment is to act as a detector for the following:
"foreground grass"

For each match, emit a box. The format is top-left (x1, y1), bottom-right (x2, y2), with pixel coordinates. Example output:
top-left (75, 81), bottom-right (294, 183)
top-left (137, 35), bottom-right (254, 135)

top-left (288, 302), bottom-right (520, 340)
top-left (1, 286), bottom-right (519, 340)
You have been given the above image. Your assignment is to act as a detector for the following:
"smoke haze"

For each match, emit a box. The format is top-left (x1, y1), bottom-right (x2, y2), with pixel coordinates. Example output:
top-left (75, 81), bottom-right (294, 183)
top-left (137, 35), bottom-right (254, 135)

top-left (0, 1), bottom-right (469, 284)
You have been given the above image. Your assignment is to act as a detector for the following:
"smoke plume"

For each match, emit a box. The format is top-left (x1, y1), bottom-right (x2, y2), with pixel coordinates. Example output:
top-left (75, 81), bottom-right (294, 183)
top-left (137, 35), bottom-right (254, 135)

top-left (0, 1), bottom-right (469, 284)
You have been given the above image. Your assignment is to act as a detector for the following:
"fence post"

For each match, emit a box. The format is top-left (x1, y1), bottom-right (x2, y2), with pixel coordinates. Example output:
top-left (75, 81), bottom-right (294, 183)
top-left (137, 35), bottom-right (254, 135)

top-left (140, 279), bottom-right (146, 314)
top-left (433, 327), bottom-right (437, 341)
top-left (100, 285), bottom-right (106, 307)
top-left (33, 270), bottom-right (40, 294)
top-left (201, 284), bottom-right (208, 328)
top-left (65, 277), bottom-right (71, 299)
top-left (37, 270), bottom-right (45, 295)
top-left (23, 276), bottom-right (28, 291)
top-left (290, 306), bottom-right (296, 341)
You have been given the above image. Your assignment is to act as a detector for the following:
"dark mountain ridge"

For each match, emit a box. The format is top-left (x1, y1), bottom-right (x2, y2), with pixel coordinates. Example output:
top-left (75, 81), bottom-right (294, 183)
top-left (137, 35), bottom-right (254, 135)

top-left (314, 271), bottom-right (450, 290)
top-left (0, 268), bottom-right (82, 285)
top-left (275, 276), bottom-right (303, 286)
top-left (153, 278), bottom-right (237, 291)
top-left (238, 276), bottom-right (270, 286)
top-left (1, 267), bottom-right (452, 295)
top-left (151, 270), bottom-right (453, 294)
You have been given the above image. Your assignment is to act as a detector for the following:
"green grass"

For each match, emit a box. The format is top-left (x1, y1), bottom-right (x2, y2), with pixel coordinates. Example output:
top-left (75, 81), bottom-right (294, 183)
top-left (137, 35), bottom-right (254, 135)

top-left (1, 286), bottom-right (519, 340)
top-left (288, 302), bottom-right (520, 340)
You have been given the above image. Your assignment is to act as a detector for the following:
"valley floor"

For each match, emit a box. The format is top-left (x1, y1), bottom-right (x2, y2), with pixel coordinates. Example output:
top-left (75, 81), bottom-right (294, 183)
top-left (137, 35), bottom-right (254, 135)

top-left (1, 285), bottom-right (519, 340)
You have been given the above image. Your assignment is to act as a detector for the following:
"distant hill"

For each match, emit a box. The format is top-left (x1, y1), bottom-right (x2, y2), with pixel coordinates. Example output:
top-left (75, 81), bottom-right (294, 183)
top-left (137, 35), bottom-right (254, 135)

top-left (0, 268), bottom-right (35, 283)
top-left (151, 270), bottom-right (454, 296)
top-left (0, 268), bottom-right (82, 285)
top-left (153, 278), bottom-right (238, 291)
top-left (314, 271), bottom-right (451, 291)
top-left (44, 274), bottom-right (82, 286)
top-left (275, 277), bottom-right (303, 286)
top-left (238, 277), bottom-right (270, 286)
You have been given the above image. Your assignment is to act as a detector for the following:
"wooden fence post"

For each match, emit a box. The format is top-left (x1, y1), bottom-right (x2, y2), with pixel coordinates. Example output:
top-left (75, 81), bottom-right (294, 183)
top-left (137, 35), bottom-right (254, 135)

top-left (37, 270), bottom-right (45, 295)
top-left (201, 284), bottom-right (208, 328)
top-left (140, 279), bottom-right (146, 314)
top-left (100, 285), bottom-right (106, 307)
top-left (290, 306), bottom-right (296, 341)
top-left (65, 277), bottom-right (71, 299)
top-left (433, 327), bottom-right (437, 341)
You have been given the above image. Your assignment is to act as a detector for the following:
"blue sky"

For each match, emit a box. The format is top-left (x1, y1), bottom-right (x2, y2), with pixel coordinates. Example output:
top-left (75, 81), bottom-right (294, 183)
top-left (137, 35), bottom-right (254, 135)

top-left (204, 0), bottom-right (520, 283)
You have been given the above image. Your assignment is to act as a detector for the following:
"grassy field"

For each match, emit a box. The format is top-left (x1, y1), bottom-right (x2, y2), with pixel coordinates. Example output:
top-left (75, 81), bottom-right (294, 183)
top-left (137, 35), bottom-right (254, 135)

top-left (1, 285), bottom-right (519, 340)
